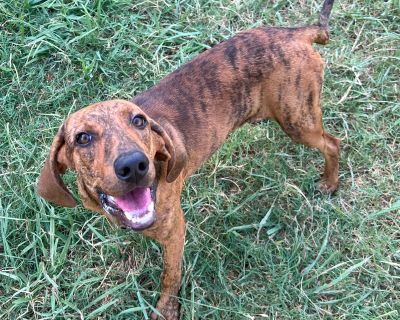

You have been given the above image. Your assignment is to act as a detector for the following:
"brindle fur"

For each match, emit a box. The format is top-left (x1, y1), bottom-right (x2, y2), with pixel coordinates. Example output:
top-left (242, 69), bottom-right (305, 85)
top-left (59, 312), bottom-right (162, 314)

top-left (37, 1), bottom-right (339, 319)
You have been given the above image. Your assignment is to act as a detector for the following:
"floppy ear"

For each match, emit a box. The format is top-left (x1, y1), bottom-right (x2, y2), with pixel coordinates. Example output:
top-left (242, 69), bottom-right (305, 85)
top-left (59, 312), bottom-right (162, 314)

top-left (150, 119), bottom-right (187, 183)
top-left (37, 125), bottom-right (76, 207)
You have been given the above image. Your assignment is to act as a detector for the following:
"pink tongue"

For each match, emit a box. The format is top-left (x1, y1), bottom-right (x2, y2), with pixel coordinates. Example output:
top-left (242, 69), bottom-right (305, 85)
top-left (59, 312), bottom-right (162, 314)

top-left (113, 187), bottom-right (151, 213)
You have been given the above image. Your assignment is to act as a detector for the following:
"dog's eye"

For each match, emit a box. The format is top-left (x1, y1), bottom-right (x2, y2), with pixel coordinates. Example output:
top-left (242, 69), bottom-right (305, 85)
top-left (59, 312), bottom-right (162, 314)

top-left (131, 115), bottom-right (147, 129)
top-left (76, 132), bottom-right (92, 146)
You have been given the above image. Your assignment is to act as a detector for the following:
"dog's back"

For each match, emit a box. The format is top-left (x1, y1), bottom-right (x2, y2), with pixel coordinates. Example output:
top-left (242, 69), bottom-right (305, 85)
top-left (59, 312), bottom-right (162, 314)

top-left (133, 1), bottom-right (335, 173)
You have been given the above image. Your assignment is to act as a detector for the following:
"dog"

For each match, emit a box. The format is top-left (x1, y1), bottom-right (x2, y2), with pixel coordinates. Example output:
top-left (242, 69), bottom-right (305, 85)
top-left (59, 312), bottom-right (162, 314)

top-left (37, 0), bottom-right (339, 318)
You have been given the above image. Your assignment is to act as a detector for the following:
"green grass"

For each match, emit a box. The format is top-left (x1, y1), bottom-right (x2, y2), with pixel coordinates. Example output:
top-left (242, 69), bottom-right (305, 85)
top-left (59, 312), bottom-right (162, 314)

top-left (1, 0), bottom-right (399, 319)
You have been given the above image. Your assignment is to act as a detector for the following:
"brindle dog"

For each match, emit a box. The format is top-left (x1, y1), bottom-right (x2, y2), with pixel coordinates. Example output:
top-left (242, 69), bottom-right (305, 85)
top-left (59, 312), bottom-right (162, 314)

top-left (37, 0), bottom-right (339, 318)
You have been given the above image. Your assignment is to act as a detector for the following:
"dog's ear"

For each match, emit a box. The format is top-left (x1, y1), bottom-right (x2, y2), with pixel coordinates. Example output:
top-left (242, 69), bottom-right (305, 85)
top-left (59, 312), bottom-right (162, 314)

top-left (37, 125), bottom-right (76, 208)
top-left (150, 119), bottom-right (187, 183)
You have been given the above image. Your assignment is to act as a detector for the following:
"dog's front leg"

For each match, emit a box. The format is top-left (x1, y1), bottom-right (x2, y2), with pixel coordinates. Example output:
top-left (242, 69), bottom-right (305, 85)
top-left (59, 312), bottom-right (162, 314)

top-left (149, 206), bottom-right (186, 320)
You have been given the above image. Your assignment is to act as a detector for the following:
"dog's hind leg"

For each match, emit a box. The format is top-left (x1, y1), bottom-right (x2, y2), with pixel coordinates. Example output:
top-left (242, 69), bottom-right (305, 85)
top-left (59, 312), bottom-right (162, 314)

top-left (276, 97), bottom-right (340, 193)
top-left (287, 125), bottom-right (340, 193)
top-left (270, 62), bottom-right (340, 193)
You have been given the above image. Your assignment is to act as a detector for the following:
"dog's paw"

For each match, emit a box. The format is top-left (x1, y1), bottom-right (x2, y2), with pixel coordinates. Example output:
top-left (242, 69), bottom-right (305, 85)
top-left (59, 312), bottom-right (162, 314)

top-left (151, 297), bottom-right (180, 320)
top-left (318, 179), bottom-right (338, 194)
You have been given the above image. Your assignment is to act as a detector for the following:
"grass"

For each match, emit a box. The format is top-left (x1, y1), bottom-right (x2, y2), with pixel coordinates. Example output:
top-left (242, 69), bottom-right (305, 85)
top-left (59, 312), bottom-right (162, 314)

top-left (0, 0), bottom-right (399, 319)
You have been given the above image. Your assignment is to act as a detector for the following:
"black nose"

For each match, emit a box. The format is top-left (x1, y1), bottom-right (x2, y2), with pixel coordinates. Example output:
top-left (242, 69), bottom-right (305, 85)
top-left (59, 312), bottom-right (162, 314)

top-left (114, 151), bottom-right (149, 183)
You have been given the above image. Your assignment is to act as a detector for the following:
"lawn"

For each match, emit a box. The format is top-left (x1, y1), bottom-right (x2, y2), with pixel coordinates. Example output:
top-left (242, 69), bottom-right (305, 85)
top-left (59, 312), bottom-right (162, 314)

top-left (0, 0), bottom-right (399, 319)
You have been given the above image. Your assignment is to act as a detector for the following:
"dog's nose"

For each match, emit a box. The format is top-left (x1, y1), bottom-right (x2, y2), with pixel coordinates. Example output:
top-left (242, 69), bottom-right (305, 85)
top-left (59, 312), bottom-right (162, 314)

top-left (114, 151), bottom-right (149, 183)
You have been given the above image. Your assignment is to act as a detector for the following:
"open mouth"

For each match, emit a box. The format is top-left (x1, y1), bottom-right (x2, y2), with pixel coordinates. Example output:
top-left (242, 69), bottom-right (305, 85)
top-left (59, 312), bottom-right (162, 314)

top-left (99, 186), bottom-right (156, 231)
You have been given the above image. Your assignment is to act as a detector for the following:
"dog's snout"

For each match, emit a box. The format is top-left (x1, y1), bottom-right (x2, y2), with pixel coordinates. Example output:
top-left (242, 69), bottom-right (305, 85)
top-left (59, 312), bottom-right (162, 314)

top-left (114, 151), bottom-right (149, 183)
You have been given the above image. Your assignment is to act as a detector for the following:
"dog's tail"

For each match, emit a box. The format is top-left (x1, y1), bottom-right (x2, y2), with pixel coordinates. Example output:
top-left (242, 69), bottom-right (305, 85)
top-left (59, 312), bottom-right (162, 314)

top-left (309, 0), bottom-right (335, 45)
top-left (318, 0), bottom-right (335, 29)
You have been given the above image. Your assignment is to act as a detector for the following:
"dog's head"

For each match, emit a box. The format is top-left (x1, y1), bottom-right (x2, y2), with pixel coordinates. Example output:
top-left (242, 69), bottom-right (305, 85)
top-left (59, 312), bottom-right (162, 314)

top-left (37, 100), bottom-right (187, 230)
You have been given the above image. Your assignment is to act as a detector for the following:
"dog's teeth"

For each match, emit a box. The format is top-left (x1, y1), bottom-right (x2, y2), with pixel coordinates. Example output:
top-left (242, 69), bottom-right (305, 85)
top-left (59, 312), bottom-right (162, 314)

top-left (125, 201), bottom-right (155, 225)
top-left (100, 194), bottom-right (120, 216)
